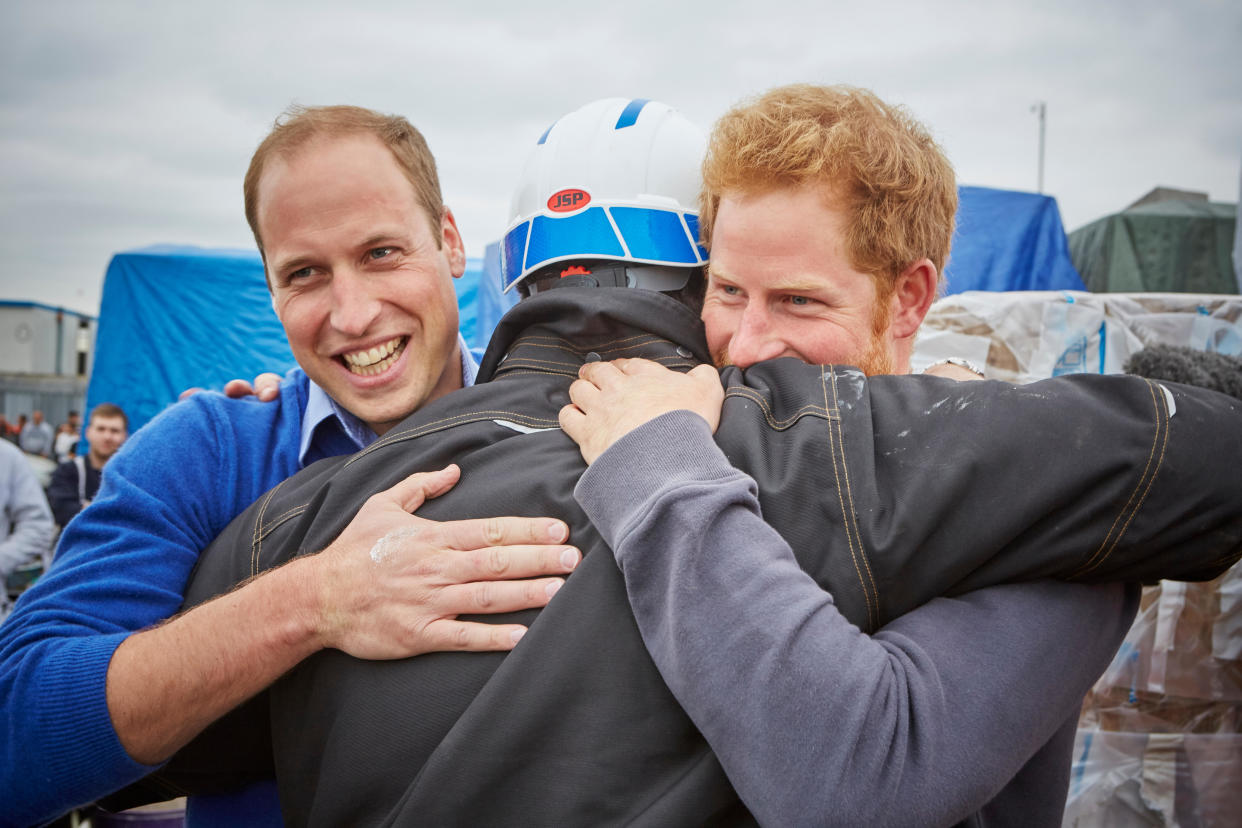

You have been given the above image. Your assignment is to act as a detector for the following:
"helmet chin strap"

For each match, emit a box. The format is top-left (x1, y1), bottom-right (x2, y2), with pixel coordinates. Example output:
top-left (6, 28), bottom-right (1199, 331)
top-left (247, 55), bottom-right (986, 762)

top-left (526, 261), bottom-right (692, 296)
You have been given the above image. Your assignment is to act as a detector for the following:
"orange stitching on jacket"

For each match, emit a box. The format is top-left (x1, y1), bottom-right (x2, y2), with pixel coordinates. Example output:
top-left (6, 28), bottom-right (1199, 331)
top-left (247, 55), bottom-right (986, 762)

top-left (1074, 380), bottom-right (1163, 576)
top-left (829, 368), bottom-right (879, 624)
top-left (824, 367), bottom-right (879, 631)
top-left (724, 386), bottom-right (828, 430)
top-left (492, 369), bottom-right (576, 379)
top-left (344, 410), bottom-right (560, 466)
top-left (361, 409), bottom-right (558, 446)
top-left (510, 332), bottom-right (668, 351)
top-left (498, 355), bottom-right (697, 373)
top-left (505, 334), bottom-right (673, 360)
top-left (1077, 379), bottom-right (1170, 577)
top-left (262, 502), bottom-right (312, 535)
top-left (253, 507), bottom-right (306, 548)
top-left (1204, 548), bottom-right (1242, 571)
top-left (499, 356), bottom-right (602, 369)
top-left (251, 477), bottom-right (289, 576)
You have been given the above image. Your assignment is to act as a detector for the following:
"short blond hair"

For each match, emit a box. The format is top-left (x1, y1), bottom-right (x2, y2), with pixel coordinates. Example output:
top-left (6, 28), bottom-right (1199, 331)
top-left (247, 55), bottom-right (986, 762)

top-left (700, 84), bottom-right (957, 287)
top-left (243, 105), bottom-right (444, 260)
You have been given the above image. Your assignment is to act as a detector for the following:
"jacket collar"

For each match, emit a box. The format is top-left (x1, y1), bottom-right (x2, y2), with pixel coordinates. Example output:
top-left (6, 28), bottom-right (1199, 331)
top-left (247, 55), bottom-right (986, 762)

top-left (478, 288), bottom-right (711, 382)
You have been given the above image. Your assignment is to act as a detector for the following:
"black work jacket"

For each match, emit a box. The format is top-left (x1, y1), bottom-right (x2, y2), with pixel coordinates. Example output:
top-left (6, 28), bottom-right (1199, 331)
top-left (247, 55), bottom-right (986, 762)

top-left (158, 288), bottom-right (1241, 826)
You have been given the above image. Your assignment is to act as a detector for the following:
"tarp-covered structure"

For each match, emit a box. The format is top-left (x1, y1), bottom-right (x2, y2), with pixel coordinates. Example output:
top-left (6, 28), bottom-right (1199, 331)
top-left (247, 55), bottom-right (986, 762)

top-left (86, 245), bottom-right (515, 434)
top-left (1068, 199), bottom-right (1240, 294)
top-left (942, 186), bottom-right (1085, 295)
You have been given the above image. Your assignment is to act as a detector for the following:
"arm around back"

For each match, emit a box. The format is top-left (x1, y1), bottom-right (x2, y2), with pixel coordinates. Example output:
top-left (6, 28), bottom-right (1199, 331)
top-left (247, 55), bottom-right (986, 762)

top-left (856, 372), bottom-right (1242, 591)
top-left (577, 411), bottom-right (1138, 826)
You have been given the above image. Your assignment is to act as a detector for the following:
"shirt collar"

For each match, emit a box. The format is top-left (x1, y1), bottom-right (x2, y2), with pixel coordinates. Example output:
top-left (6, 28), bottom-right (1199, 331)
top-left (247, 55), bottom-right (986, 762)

top-left (299, 332), bottom-right (479, 467)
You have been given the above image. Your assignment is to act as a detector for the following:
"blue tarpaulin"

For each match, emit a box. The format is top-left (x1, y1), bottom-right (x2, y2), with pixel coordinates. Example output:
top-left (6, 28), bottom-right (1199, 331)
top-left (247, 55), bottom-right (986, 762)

top-left (86, 245), bottom-right (515, 434)
top-left (945, 186), bottom-right (1085, 295)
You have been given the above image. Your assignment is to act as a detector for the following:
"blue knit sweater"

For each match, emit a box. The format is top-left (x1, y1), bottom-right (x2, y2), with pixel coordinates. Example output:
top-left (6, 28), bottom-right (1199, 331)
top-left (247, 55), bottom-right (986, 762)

top-left (0, 373), bottom-right (312, 827)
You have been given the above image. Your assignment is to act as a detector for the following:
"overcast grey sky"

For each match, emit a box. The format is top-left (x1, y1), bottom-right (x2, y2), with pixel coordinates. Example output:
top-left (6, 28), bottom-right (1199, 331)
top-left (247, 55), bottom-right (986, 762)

top-left (2, 0), bottom-right (1239, 315)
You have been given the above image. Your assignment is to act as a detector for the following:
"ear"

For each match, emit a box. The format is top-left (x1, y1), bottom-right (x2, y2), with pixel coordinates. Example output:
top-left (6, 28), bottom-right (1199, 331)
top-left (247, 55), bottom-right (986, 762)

top-left (441, 207), bottom-right (467, 279)
top-left (888, 258), bottom-right (938, 340)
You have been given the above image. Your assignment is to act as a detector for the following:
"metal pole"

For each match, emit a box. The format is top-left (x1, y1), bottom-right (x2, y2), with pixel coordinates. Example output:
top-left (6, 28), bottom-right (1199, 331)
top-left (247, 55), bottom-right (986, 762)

top-left (55, 310), bottom-right (64, 376)
top-left (1031, 101), bottom-right (1046, 193)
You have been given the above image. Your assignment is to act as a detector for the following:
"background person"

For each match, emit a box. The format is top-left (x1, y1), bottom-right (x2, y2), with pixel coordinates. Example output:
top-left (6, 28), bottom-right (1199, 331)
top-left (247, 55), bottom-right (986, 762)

top-left (18, 410), bottom-right (54, 458)
top-left (0, 440), bottom-right (55, 623)
top-left (53, 410), bottom-right (82, 463)
top-left (53, 423), bottom-right (78, 464)
top-left (7, 415), bottom-right (27, 444)
top-left (48, 403), bottom-right (129, 527)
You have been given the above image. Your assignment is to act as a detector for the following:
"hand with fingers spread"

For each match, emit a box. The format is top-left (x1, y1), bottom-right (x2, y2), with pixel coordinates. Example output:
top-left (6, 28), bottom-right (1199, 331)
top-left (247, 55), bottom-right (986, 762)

top-left (310, 464), bottom-right (580, 658)
top-left (104, 463), bottom-right (579, 765)
top-left (559, 358), bottom-right (724, 465)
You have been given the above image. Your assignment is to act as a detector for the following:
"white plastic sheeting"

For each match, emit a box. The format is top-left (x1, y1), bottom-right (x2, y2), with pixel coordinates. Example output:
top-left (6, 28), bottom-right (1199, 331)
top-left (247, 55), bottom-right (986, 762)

top-left (913, 290), bottom-right (1242, 381)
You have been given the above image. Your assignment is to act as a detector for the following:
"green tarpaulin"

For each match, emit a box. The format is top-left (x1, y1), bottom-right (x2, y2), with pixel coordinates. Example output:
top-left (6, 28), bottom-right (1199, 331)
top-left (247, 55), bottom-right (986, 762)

top-left (1068, 200), bottom-right (1238, 294)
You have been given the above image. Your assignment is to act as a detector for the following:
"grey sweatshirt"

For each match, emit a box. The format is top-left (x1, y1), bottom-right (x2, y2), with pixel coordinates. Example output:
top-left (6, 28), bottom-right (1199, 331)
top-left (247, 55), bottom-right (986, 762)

top-left (576, 410), bottom-right (1138, 827)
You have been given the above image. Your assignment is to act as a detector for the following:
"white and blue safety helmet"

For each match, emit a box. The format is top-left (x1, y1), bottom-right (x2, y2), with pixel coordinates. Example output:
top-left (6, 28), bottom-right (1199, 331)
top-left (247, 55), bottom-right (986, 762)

top-left (500, 97), bottom-right (708, 294)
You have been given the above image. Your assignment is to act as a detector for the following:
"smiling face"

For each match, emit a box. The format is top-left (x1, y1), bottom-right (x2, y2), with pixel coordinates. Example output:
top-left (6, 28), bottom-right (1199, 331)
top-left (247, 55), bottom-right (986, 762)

top-left (701, 186), bottom-right (900, 375)
top-left (257, 133), bottom-right (465, 435)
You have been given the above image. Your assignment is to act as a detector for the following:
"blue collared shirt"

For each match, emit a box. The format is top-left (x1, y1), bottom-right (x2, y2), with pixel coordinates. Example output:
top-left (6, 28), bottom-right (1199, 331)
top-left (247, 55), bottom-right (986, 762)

top-left (297, 333), bottom-right (479, 467)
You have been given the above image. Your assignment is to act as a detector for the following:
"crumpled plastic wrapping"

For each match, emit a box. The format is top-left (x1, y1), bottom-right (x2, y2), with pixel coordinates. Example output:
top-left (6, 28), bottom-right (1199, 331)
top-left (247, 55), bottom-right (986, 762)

top-left (914, 291), bottom-right (1242, 827)
top-left (1061, 730), bottom-right (1241, 827)
top-left (1082, 573), bottom-right (1242, 732)
top-left (913, 290), bottom-right (1241, 381)
top-left (1064, 569), bottom-right (1242, 828)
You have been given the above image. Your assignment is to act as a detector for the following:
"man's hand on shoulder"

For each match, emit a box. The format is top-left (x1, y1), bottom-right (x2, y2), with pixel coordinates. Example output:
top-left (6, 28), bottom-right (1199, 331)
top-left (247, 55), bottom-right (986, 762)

top-left (306, 464), bottom-right (581, 657)
top-left (178, 372), bottom-right (283, 402)
top-left (223, 372), bottom-right (283, 401)
top-left (560, 358), bottom-right (724, 465)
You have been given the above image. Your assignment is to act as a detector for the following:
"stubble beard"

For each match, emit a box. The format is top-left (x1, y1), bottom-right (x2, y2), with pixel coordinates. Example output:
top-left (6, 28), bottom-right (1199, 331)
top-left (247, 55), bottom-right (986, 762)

top-left (855, 316), bottom-right (895, 377)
